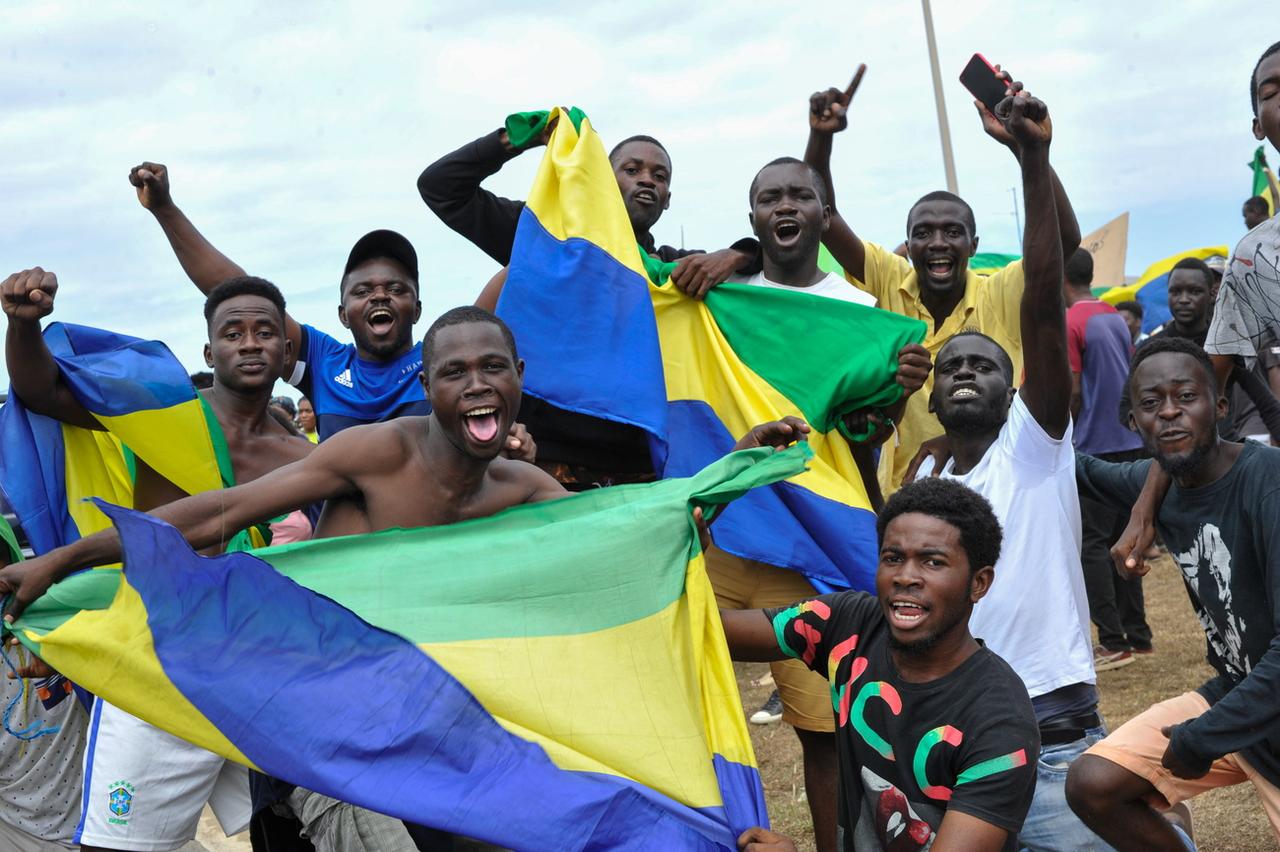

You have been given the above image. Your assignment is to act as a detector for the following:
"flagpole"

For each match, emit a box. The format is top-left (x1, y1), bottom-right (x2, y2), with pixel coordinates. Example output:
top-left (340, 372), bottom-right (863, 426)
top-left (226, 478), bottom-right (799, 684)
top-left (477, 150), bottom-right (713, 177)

top-left (921, 0), bottom-right (959, 194)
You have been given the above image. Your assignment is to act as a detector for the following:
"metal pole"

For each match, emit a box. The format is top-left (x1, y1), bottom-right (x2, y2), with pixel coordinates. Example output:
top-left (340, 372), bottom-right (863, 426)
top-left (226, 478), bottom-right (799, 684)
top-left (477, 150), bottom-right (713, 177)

top-left (921, 0), bottom-right (959, 194)
top-left (1010, 187), bottom-right (1023, 244)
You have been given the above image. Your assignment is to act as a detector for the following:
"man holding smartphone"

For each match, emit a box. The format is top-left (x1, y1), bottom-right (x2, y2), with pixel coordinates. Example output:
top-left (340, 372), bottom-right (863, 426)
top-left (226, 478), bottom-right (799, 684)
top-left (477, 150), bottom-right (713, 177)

top-left (803, 65), bottom-right (1081, 495)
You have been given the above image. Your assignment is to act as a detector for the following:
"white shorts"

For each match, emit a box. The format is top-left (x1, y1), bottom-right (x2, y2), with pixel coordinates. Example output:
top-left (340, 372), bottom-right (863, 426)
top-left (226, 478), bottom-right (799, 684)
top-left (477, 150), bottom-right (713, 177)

top-left (75, 698), bottom-right (250, 852)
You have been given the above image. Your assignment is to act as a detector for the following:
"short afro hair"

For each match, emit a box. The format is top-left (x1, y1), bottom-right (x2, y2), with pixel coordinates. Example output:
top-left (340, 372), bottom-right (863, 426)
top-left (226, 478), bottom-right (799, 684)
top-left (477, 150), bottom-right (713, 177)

top-left (421, 306), bottom-right (518, 371)
top-left (1245, 195), bottom-right (1271, 216)
top-left (1168, 257), bottom-right (1214, 291)
top-left (876, 477), bottom-right (1003, 572)
top-left (1251, 41), bottom-right (1280, 116)
top-left (203, 276), bottom-right (287, 328)
top-left (939, 329), bottom-right (1015, 384)
top-left (907, 190), bottom-right (977, 237)
top-left (1128, 335), bottom-right (1218, 398)
top-left (1115, 300), bottom-right (1144, 320)
top-left (609, 135), bottom-right (670, 165)
top-left (1065, 247), bottom-right (1094, 289)
top-left (748, 156), bottom-right (829, 207)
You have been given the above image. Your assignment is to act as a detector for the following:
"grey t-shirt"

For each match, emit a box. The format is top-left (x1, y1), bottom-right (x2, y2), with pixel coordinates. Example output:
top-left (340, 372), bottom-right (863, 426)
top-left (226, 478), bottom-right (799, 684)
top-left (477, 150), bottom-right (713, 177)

top-left (1076, 443), bottom-right (1280, 785)
top-left (1206, 216), bottom-right (1280, 368)
top-left (0, 647), bottom-right (87, 847)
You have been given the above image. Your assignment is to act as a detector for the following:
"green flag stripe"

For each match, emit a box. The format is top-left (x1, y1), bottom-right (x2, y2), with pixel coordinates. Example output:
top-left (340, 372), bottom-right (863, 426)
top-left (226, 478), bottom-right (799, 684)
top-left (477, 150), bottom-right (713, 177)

top-left (704, 283), bottom-right (924, 434)
top-left (14, 446), bottom-right (810, 647)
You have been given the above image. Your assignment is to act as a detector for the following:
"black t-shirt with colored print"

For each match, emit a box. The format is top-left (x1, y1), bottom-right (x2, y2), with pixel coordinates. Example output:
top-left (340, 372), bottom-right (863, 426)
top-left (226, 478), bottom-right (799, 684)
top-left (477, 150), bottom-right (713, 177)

top-left (764, 591), bottom-right (1039, 852)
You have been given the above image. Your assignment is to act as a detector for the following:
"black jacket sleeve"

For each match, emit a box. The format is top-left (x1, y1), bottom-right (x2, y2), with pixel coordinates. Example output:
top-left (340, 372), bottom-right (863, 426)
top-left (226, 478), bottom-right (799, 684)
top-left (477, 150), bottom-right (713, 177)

top-left (1233, 361), bottom-right (1280, 444)
top-left (417, 129), bottom-right (528, 266)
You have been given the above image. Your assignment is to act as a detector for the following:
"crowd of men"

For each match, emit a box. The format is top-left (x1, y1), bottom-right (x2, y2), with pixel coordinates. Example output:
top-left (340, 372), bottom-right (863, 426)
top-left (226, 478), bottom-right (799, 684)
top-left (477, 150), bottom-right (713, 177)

top-left (0, 41), bottom-right (1279, 852)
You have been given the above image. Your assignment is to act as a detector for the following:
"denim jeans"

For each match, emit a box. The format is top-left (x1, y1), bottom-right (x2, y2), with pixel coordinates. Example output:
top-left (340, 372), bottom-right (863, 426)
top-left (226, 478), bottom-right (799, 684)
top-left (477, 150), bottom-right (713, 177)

top-left (1019, 726), bottom-right (1116, 851)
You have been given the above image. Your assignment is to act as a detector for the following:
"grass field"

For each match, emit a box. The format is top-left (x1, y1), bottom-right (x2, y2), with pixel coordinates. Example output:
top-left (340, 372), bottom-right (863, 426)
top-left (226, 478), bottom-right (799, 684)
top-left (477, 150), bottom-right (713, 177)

top-left (737, 554), bottom-right (1278, 852)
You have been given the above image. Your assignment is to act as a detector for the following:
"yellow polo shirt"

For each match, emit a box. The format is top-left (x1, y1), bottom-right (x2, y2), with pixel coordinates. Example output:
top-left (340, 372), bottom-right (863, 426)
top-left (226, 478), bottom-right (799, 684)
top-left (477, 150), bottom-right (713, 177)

top-left (847, 242), bottom-right (1026, 493)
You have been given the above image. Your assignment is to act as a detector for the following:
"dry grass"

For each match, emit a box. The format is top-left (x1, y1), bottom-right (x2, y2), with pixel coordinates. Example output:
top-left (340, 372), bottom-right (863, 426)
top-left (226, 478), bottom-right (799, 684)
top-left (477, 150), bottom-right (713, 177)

top-left (738, 555), bottom-right (1277, 852)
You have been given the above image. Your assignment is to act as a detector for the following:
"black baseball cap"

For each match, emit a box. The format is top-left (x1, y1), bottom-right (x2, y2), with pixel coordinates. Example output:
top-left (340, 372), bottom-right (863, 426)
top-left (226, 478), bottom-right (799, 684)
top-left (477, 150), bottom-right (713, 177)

top-left (343, 229), bottom-right (419, 289)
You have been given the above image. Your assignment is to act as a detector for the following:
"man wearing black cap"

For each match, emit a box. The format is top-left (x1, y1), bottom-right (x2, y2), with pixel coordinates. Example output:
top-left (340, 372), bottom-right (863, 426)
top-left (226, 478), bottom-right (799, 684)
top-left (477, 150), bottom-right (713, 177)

top-left (126, 162), bottom-right (531, 456)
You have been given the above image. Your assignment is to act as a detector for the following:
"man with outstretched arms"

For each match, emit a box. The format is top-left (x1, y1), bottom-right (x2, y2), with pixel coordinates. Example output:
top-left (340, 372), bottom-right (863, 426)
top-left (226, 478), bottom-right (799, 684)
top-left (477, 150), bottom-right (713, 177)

top-left (1, 306), bottom-right (806, 852)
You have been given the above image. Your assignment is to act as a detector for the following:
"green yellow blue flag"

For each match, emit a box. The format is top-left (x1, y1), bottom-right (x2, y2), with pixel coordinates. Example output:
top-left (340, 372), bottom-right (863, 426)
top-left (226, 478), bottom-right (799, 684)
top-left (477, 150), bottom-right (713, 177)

top-left (498, 108), bottom-right (926, 593)
top-left (6, 446), bottom-right (811, 849)
top-left (0, 323), bottom-right (241, 555)
top-left (1251, 146), bottom-right (1277, 216)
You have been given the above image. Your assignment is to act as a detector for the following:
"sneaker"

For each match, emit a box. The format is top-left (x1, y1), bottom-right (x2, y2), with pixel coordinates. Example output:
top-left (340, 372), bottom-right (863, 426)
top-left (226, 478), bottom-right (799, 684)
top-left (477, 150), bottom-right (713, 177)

top-left (1131, 646), bottom-right (1155, 656)
top-left (1093, 644), bottom-right (1135, 672)
top-left (749, 690), bottom-right (783, 725)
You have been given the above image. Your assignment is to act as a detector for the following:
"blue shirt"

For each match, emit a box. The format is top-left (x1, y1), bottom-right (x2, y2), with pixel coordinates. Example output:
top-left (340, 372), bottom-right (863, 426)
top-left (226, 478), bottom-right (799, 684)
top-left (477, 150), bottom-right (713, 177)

top-left (288, 325), bottom-right (429, 440)
top-left (1066, 301), bottom-right (1143, 455)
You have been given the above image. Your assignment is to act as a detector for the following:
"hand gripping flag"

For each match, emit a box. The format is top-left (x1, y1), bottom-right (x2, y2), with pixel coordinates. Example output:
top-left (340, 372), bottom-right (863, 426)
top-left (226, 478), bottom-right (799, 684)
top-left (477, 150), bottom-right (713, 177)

top-left (4, 445), bottom-right (812, 850)
top-left (497, 107), bottom-right (926, 593)
top-left (0, 323), bottom-right (259, 554)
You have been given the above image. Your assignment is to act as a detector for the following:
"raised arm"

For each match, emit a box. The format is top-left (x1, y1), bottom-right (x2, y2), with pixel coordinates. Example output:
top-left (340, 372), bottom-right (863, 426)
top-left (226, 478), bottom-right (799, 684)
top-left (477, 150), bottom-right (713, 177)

top-left (1005, 87), bottom-right (1070, 436)
top-left (129, 163), bottom-right (247, 293)
top-left (974, 67), bottom-right (1081, 260)
top-left (130, 162), bottom-right (303, 375)
top-left (417, 126), bottom-right (542, 267)
top-left (1, 269), bottom-right (99, 429)
top-left (803, 66), bottom-right (867, 283)
top-left (0, 434), bottom-right (361, 623)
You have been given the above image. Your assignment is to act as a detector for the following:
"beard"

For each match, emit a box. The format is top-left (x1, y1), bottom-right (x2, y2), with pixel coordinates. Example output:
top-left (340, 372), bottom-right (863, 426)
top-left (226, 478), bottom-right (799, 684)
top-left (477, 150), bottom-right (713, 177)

top-left (760, 228), bottom-right (821, 271)
top-left (935, 398), bottom-right (1007, 435)
top-left (1149, 436), bottom-right (1214, 479)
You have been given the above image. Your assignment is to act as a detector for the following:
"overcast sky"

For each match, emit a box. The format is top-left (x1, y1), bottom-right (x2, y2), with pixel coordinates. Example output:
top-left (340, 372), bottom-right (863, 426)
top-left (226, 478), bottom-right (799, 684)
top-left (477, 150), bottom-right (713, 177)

top-left (2, 1), bottom-right (1273, 389)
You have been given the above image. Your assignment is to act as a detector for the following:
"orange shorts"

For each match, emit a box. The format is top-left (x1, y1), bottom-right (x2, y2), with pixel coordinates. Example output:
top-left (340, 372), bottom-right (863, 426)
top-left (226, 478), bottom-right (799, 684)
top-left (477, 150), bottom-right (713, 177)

top-left (1086, 691), bottom-right (1280, 838)
top-left (706, 545), bottom-right (834, 733)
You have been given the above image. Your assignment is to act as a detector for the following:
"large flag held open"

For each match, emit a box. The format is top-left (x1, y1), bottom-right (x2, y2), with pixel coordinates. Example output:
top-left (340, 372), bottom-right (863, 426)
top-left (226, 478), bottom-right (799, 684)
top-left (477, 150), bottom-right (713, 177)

top-left (498, 107), bottom-right (926, 593)
top-left (0, 323), bottom-right (245, 555)
top-left (5, 445), bottom-right (813, 850)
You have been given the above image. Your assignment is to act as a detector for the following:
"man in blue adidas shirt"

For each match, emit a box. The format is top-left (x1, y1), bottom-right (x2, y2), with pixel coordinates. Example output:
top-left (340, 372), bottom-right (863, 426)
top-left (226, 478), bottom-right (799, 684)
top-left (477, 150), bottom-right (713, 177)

top-left (126, 161), bottom-right (532, 454)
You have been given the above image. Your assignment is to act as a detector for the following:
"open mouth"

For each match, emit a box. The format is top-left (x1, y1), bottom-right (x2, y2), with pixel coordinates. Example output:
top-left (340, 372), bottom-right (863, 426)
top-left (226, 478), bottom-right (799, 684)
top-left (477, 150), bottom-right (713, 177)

top-left (366, 307), bottom-right (396, 335)
top-left (632, 190), bottom-right (657, 206)
top-left (773, 218), bottom-right (802, 245)
top-left (949, 384), bottom-right (979, 400)
top-left (888, 599), bottom-right (929, 629)
top-left (462, 406), bottom-right (501, 444)
top-left (926, 257), bottom-right (955, 280)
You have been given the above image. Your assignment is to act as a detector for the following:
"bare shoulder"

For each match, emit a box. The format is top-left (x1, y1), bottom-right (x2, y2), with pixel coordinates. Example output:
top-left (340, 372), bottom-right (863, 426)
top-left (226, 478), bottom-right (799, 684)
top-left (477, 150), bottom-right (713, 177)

top-left (488, 457), bottom-right (568, 502)
top-left (315, 418), bottom-right (422, 470)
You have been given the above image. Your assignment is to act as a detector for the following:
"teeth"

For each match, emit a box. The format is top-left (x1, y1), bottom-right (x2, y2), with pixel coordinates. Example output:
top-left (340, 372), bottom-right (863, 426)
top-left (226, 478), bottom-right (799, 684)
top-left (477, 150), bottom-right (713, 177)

top-left (465, 407), bottom-right (496, 417)
top-left (952, 388), bottom-right (977, 398)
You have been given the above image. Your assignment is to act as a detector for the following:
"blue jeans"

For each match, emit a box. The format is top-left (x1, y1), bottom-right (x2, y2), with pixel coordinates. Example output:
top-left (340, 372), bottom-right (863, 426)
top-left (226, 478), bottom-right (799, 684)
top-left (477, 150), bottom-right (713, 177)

top-left (1019, 727), bottom-right (1116, 852)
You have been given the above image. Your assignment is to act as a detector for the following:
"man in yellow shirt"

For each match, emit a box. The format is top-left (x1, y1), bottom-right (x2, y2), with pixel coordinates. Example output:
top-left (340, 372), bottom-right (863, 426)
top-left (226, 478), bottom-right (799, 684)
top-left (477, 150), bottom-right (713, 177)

top-left (804, 69), bottom-right (1080, 491)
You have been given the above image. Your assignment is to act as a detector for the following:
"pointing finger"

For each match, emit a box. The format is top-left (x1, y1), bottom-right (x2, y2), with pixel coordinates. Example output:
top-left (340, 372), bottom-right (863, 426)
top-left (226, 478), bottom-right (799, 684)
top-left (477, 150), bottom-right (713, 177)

top-left (843, 64), bottom-right (867, 101)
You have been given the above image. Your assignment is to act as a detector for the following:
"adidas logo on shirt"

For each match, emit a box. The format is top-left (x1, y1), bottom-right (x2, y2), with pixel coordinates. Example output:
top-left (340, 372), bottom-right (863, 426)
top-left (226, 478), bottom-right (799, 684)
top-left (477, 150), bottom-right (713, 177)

top-left (334, 368), bottom-right (354, 388)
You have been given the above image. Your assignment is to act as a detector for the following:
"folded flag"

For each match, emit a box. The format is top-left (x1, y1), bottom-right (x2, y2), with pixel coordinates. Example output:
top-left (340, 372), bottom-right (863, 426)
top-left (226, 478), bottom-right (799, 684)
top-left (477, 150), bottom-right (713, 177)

top-left (497, 107), bottom-right (926, 593)
top-left (5, 445), bottom-right (812, 850)
top-left (0, 323), bottom-right (252, 555)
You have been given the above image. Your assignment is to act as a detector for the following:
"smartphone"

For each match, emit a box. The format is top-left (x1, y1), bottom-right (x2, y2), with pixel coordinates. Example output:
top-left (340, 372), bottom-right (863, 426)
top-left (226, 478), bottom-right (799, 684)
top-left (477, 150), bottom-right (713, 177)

top-left (959, 53), bottom-right (1007, 112)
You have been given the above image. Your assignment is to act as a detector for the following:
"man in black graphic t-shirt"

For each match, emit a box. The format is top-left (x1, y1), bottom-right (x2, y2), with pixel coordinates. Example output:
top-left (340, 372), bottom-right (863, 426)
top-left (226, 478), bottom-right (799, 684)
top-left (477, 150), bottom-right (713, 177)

top-left (723, 477), bottom-right (1039, 852)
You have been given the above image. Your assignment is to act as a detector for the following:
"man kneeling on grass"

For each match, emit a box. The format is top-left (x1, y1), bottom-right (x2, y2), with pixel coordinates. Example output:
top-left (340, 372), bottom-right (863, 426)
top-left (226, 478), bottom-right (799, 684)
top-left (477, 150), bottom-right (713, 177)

top-left (722, 477), bottom-right (1040, 852)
